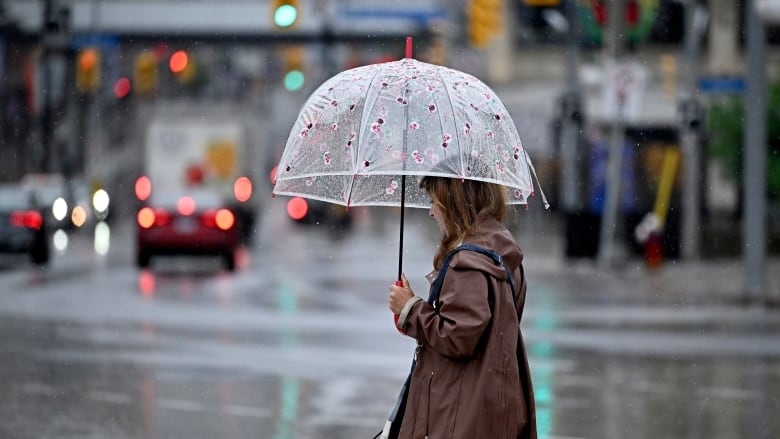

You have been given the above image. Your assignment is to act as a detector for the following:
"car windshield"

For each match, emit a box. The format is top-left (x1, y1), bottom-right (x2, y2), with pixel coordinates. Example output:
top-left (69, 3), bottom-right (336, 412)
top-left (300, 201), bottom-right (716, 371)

top-left (0, 186), bottom-right (32, 210)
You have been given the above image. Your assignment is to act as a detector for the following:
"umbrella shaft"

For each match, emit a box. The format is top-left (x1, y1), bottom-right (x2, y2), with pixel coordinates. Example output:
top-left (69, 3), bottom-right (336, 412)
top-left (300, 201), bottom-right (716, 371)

top-left (398, 175), bottom-right (406, 282)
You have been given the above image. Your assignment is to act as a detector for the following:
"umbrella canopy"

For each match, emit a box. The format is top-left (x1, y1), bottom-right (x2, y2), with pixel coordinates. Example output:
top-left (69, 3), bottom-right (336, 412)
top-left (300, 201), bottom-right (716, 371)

top-left (273, 57), bottom-right (547, 209)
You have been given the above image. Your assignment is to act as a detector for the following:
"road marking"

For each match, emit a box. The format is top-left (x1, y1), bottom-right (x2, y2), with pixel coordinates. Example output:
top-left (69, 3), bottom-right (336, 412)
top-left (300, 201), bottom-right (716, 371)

top-left (87, 390), bottom-right (132, 404)
top-left (157, 398), bottom-right (205, 412)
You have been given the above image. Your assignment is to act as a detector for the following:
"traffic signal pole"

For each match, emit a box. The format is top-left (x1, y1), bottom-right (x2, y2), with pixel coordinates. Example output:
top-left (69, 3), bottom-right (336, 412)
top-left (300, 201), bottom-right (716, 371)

top-left (743, 0), bottom-right (768, 302)
top-left (559, 0), bottom-right (583, 214)
top-left (597, 0), bottom-right (626, 267)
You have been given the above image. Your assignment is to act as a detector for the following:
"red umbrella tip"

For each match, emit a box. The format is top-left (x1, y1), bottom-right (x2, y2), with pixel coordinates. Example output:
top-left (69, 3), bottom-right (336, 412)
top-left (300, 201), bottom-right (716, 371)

top-left (405, 37), bottom-right (413, 58)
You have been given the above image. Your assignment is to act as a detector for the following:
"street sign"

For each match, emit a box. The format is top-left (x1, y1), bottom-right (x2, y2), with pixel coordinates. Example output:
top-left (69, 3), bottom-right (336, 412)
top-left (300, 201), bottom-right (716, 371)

top-left (600, 61), bottom-right (647, 122)
top-left (698, 77), bottom-right (745, 94)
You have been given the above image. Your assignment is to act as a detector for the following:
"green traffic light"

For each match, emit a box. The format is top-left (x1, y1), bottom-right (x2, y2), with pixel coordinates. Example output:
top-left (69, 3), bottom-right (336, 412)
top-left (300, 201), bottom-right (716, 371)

top-left (274, 4), bottom-right (298, 28)
top-left (284, 70), bottom-right (304, 92)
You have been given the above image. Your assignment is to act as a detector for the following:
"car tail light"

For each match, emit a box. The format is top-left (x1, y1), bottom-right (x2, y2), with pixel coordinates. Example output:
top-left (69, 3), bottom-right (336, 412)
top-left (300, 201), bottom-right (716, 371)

top-left (137, 207), bottom-right (155, 229)
top-left (10, 210), bottom-right (43, 230)
top-left (215, 209), bottom-right (235, 230)
top-left (154, 209), bottom-right (173, 227)
top-left (177, 196), bottom-right (196, 216)
top-left (287, 197), bottom-right (308, 220)
top-left (234, 176), bottom-right (252, 202)
top-left (135, 176), bottom-right (152, 201)
top-left (201, 209), bottom-right (217, 228)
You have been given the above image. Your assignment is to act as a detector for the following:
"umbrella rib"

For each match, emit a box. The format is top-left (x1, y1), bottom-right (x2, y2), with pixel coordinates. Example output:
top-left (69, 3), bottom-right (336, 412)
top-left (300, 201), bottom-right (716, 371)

top-left (434, 67), bottom-right (466, 180)
top-left (345, 65), bottom-right (386, 207)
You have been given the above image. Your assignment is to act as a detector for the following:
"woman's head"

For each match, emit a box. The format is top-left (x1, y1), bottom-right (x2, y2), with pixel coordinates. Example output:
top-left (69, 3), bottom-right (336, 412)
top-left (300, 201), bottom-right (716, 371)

top-left (419, 176), bottom-right (507, 268)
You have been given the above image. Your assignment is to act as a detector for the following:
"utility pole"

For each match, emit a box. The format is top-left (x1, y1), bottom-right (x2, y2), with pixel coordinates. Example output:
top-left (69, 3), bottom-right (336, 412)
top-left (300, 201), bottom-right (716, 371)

top-left (558, 0), bottom-right (584, 214)
top-left (679, 1), bottom-right (708, 260)
top-left (597, 0), bottom-right (625, 267)
top-left (743, 0), bottom-right (767, 302)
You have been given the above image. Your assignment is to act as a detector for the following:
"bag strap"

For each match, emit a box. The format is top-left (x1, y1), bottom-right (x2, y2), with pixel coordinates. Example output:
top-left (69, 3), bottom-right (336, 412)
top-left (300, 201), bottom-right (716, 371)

top-left (427, 244), bottom-right (517, 308)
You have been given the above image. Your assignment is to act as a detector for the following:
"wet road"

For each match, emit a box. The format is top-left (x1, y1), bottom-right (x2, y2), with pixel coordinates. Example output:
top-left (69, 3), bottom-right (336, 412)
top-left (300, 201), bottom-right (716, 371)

top-left (1, 203), bottom-right (778, 439)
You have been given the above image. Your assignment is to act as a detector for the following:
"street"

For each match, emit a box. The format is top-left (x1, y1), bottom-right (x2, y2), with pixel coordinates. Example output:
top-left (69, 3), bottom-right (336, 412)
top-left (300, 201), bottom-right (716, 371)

top-left (1, 202), bottom-right (779, 439)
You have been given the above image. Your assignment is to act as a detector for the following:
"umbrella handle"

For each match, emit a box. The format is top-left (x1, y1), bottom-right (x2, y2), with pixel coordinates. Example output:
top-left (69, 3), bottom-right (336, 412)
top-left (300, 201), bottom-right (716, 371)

top-left (394, 280), bottom-right (406, 334)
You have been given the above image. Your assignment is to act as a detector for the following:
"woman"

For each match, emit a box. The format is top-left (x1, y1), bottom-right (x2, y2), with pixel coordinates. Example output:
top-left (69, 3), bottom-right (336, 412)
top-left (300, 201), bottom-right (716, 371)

top-left (388, 176), bottom-right (537, 439)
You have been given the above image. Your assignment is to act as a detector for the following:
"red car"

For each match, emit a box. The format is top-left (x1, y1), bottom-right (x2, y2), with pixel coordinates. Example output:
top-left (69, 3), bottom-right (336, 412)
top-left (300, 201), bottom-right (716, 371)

top-left (136, 188), bottom-right (239, 271)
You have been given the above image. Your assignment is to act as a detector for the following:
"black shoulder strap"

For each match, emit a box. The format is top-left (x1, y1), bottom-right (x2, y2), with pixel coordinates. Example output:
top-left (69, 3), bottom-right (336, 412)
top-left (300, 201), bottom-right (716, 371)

top-left (427, 244), bottom-right (516, 307)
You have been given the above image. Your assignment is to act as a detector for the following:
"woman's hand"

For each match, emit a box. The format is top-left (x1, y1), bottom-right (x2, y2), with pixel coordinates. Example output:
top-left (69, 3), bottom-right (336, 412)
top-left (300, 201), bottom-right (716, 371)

top-left (389, 274), bottom-right (415, 314)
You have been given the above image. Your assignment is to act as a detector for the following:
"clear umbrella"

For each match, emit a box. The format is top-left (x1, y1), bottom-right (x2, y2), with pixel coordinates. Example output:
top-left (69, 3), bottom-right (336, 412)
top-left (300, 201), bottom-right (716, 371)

top-left (273, 38), bottom-right (547, 280)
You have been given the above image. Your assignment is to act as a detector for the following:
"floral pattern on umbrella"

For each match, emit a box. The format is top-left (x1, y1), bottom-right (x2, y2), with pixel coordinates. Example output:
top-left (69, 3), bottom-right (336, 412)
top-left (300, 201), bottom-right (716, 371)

top-left (274, 58), bottom-right (545, 209)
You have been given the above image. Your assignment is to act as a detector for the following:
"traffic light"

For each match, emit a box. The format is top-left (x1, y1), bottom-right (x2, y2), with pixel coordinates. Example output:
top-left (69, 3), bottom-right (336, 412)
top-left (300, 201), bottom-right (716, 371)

top-left (283, 46), bottom-right (305, 92)
top-left (467, 0), bottom-right (502, 48)
top-left (76, 48), bottom-right (100, 94)
top-left (272, 0), bottom-right (299, 28)
top-left (134, 52), bottom-right (158, 97)
top-left (169, 50), bottom-right (196, 84)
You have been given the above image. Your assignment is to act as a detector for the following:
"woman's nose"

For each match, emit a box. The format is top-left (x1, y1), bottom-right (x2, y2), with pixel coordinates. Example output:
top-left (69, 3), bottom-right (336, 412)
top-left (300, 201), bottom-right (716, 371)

top-left (428, 208), bottom-right (434, 217)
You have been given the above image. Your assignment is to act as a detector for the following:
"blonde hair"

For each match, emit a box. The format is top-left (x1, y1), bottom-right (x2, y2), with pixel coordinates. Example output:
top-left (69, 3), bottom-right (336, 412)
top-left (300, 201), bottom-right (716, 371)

top-left (419, 177), bottom-right (507, 270)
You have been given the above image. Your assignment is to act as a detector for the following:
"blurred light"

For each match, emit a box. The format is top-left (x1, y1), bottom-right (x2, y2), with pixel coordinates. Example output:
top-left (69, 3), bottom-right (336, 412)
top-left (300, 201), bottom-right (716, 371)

top-left (94, 221), bottom-right (110, 256)
top-left (92, 189), bottom-right (110, 213)
top-left (287, 197), bottom-right (308, 220)
top-left (52, 197), bottom-right (68, 221)
top-left (284, 70), bottom-right (305, 92)
top-left (139, 271), bottom-right (155, 296)
top-left (154, 209), bottom-right (172, 227)
top-left (274, 4), bottom-right (298, 27)
top-left (215, 209), bottom-right (235, 230)
top-left (114, 77), bottom-right (131, 99)
top-left (71, 205), bottom-right (87, 228)
top-left (169, 50), bottom-right (189, 73)
top-left (53, 229), bottom-right (68, 251)
top-left (137, 207), bottom-right (155, 229)
top-left (234, 177), bottom-right (253, 202)
top-left (135, 176), bottom-right (152, 201)
top-left (11, 210), bottom-right (43, 230)
top-left (177, 196), bottom-right (196, 216)
top-left (202, 209), bottom-right (217, 228)
top-left (79, 49), bottom-right (98, 70)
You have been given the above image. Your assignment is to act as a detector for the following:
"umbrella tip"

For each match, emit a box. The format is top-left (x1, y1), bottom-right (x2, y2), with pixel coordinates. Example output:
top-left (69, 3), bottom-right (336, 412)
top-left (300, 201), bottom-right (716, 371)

top-left (405, 37), bottom-right (413, 59)
top-left (271, 193), bottom-right (276, 199)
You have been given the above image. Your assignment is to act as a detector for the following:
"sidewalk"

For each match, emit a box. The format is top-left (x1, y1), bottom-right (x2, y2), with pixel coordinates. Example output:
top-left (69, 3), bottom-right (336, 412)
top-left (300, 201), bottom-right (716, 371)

top-left (513, 212), bottom-right (780, 308)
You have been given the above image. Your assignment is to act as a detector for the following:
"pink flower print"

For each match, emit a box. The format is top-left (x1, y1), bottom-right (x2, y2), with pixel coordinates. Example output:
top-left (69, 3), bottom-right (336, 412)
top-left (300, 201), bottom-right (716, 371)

top-left (331, 123), bottom-right (338, 131)
top-left (408, 121), bottom-right (420, 130)
top-left (495, 160), bottom-right (505, 174)
top-left (349, 104), bottom-right (356, 112)
top-left (484, 93), bottom-right (492, 100)
top-left (331, 100), bottom-right (339, 106)
top-left (381, 82), bottom-right (389, 88)
top-left (465, 165), bottom-right (472, 175)
top-left (376, 117), bottom-right (385, 125)
top-left (346, 140), bottom-right (353, 149)
top-left (306, 177), bottom-right (314, 186)
top-left (412, 150), bottom-right (424, 164)
top-left (396, 97), bottom-right (408, 105)
top-left (500, 149), bottom-right (510, 162)
top-left (442, 133), bottom-right (452, 143)
top-left (441, 141), bottom-right (449, 149)
top-left (371, 123), bottom-right (382, 134)
top-left (363, 160), bottom-right (371, 168)
top-left (464, 123), bottom-right (471, 136)
top-left (513, 190), bottom-right (523, 200)
top-left (513, 146), bottom-right (522, 160)
top-left (494, 113), bottom-right (502, 121)
top-left (299, 129), bottom-right (309, 139)
top-left (285, 165), bottom-right (292, 173)
top-left (386, 180), bottom-right (398, 195)
top-left (428, 104), bottom-right (437, 113)
top-left (427, 85), bottom-right (436, 92)
top-left (486, 131), bottom-right (495, 138)
top-left (323, 152), bottom-right (331, 165)
top-left (350, 132), bottom-right (356, 139)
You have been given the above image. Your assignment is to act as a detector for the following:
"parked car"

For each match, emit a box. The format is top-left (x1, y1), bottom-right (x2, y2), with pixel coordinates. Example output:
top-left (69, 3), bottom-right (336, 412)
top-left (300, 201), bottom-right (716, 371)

top-left (0, 184), bottom-right (50, 265)
top-left (136, 188), bottom-right (239, 271)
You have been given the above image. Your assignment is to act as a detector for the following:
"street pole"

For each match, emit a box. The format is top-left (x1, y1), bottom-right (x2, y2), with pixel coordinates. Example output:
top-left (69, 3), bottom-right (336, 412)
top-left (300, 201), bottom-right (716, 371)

top-left (559, 0), bottom-right (583, 214)
top-left (598, 0), bottom-right (625, 267)
top-left (743, 0), bottom-right (767, 302)
top-left (680, 1), bottom-right (707, 260)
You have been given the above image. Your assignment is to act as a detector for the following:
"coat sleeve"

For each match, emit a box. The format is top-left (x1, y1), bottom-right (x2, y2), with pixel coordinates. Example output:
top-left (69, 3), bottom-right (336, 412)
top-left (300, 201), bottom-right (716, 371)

top-left (403, 267), bottom-right (491, 359)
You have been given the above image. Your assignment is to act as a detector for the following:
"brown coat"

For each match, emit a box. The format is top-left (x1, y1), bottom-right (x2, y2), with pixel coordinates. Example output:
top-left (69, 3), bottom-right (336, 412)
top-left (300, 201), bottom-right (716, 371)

top-left (399, 219), bottom-right (537, 439)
